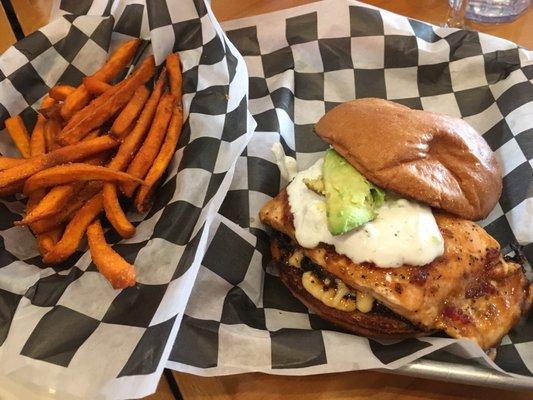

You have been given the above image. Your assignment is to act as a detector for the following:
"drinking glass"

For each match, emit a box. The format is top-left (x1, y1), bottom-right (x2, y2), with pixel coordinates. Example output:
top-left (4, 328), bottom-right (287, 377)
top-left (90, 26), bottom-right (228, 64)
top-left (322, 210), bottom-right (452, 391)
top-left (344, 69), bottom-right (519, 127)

top-left (447, 0), bottom-right (531, 25)
top-left (446, 0), bottom-right (469, 27)
top-left (466, 0), bottom-right (530, 22)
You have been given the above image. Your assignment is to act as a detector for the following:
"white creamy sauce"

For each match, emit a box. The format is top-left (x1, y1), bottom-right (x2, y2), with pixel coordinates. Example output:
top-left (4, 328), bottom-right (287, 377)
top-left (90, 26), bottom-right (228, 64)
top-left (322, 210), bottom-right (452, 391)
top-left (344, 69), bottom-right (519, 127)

top-left (286, 158), bottom-right (444, 268)
top-left (271, 142), bottom-right (297, 182)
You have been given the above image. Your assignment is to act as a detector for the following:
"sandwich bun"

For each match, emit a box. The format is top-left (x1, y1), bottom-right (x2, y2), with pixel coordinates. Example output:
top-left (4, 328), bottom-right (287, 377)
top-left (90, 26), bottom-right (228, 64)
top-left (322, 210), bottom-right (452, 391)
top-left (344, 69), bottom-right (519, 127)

top-left (314, 98), bottom-right (501, 220)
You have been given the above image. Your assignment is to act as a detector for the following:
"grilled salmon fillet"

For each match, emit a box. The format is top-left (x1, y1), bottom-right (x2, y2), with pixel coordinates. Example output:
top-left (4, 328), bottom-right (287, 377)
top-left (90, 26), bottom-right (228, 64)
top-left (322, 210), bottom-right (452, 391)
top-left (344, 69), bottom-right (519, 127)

top-left (260, 190), bottom-right (532, 349)
top-left (271, 236), bottom-right (429, 339)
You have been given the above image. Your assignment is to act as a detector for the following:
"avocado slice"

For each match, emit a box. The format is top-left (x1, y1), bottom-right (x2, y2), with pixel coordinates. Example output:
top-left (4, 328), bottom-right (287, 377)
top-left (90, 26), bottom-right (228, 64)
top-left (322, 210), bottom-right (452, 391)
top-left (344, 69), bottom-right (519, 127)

top-left (303, 176), bottom-right (325, 195)
top-left (323, 149), bottom-right (384, 235)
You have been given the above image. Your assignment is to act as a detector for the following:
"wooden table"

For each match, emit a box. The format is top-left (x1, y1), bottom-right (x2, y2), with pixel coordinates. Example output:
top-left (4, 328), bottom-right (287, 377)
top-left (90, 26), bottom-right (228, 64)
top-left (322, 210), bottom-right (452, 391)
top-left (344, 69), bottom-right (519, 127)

top-left (1, 1), bottom-right (531, 399)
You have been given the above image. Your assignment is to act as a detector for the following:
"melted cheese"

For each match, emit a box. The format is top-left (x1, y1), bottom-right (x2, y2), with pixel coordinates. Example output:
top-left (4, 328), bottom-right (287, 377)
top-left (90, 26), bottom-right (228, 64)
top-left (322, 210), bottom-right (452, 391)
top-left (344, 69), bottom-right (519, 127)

top-left (356, 291), bottom-right (374, 313)
top-left (291, 250), bottom-right (374, 313)
top-left (302, 271), bottom-right (358, 312)
top-left (287, 158), bottom-right (444, 268)
top-left (288, 250), bottom-right (303, 268)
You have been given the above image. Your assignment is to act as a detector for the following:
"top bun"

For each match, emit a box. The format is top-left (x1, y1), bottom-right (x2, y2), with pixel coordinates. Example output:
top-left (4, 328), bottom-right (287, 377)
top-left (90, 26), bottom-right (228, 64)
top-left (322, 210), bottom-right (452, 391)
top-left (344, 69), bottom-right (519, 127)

top-left (314, 98), bottom-right (501, 220)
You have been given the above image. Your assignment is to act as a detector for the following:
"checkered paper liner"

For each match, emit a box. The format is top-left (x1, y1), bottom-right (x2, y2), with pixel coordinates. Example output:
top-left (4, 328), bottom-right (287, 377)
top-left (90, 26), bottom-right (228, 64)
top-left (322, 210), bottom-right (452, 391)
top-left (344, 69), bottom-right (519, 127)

top-left (0, 0), bottom-right (254, 398)
top-left (166, 0), bottom-right (533, 383)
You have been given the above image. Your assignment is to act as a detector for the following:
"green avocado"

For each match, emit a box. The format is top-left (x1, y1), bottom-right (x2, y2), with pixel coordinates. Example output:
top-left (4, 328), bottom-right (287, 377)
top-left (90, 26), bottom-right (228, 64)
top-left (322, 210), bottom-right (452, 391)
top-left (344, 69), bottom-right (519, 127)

top-left (323, 149), bottom-right (384, 235)
top-left (303, 176), bottom-right (325, 195)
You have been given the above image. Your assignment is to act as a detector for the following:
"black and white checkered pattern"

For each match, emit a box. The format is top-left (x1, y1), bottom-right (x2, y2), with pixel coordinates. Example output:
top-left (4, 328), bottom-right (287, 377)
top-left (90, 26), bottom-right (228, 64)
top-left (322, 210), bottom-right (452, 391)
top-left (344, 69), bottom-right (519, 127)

top-left (167, 0), bottom-right (533, 382)
top-left (0, 0), bottom-right (253, 398)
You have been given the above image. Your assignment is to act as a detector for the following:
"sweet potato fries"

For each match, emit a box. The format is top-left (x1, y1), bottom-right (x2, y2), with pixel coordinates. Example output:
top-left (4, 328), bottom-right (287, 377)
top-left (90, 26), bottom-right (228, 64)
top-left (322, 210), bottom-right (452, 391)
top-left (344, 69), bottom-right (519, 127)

top-left (0, 43), bottom-right (184, 289)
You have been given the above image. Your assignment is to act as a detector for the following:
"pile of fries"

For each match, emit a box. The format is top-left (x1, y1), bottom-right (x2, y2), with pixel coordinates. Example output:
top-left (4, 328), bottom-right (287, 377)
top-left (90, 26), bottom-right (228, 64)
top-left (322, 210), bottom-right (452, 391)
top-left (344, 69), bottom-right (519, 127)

top-left (0, 39), bottom-right (184, 289)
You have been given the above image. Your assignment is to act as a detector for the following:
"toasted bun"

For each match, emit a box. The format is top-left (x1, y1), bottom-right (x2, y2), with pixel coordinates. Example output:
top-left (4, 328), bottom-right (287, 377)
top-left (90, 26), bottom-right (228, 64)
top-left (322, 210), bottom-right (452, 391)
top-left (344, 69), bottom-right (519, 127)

top-left (272, 239), bottom-right (428, 339)
top-left (314, 98), bottom-right (502, 220)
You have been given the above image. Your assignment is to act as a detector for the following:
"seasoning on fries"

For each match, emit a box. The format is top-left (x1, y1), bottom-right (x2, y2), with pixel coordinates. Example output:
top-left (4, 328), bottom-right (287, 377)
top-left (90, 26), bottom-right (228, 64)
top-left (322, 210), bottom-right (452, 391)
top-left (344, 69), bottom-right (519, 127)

top-left (49, 85), bottom-right (75, 101)
top-left (30, 183), bottom-right (102, 234)
top-left (110, 85), bottom-right (150, 138)
top-left (37, 228), bottom-right (62, 255)
top-left (0, 135), bottom-right (118, 188)
top-left (166, 53), bottom-right (183, 103)
top-left (17, 183), bottom-right (82, 225)
top-left (61, 38), bottom-right (141, 120)
top-left (27, 116), bottom-right (49, 247)
top-left (103, 183), bottom-right (136, 238)
top-left (83, 77), bottom-right (112, 96)
top-left (135, 104), bottom-right (184, 212)
top-left (122, 91), bottom-right (174, 196)
top-left (23, 163), bottom-right (142, 195)
top-left (0, 44), bottom-right (184, 289)
top-left (0, 156), bottom-right (25, 170)
top-left (87, 220), bottom-right (136, 289)
top-left (58, 56), bottom-right (155, 145)
top-left (108, 69), bottom-right (167, 172)
top-left (30, 115), bottom-right (47, 156)
top-left (0, 182), bottom-right (24, 196)
top-left (44, 118), bottom-right (62, 151)
top-left (43, 193), bottom-right (104, 264)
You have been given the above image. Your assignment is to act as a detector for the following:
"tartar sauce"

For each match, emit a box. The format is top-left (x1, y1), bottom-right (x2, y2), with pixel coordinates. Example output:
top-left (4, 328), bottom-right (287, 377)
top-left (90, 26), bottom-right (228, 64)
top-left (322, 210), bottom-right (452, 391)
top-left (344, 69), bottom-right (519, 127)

top-left (271, 142), bottom-right (297, 182)
top-left (286, 158), bottom-right (444, 268)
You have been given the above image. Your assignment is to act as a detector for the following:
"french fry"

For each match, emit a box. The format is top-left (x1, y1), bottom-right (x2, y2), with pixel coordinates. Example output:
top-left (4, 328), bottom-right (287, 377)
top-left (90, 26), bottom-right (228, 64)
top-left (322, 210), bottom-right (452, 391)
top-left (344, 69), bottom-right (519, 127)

top-left (27, 188), bottom-right (48, 233)
top-left (18, 131), bottom-right (105, 225)
top-left (4, 116), bottom-right (31, 158)
top-left (49, 85), bottom-right (75, 101)
top-left (0, 44), bottom-right (190, 288)
top-left (99, 73), bottom-right (167, 237)
top-left (26, 190), bottom-right (45, 210)
top-left (60, 39), bottom-right (142, 120)
top-left (122, 92), bottom-right (174, 196)
top-left (110, 85), bottom-right (150, 138)
top-left (0, 135), bottom-right (118, 190)
top-left (83, 77), bottom-right (112, 96)
top-left (39, 103), bottom-right (63, 120)
top-left (41, 96), bottom-right (56, 108)
top-left (0, 156), bottom-right (25, 170)
top-left (108, 70), bottom-right (167, 172)
top-left (93, 39), bottom-right (142, 82)
top-left (58, 56), bottom-right (155, 145)
top-left (17, 182), bottom-right (83, 225)
top-left (23, 163), bottom-right (143, 195)
top-left (30, 115), bottom-right (47, 157)
top-left (166, 53), bottom-right (182, 103)
top-left (103, 183), bottom-right (135, 238)
top-left (43, 193), bottom-right (103, 264)
top-left (135, 105), bottom-right (184, 212)
top-left (31, 213), bottom-right (67, 234)
top-left (84, 129), bottom-right (100, 141)
top-left (27, 113), bottom-right (48, 234)
top-left (31, 211), bottom-right (68, 234)
top-left (87, 219), bottom-right (135, 289)
top-left (44, 118), bottom-right (61, 152)
top-left (60, 87), bottom-right (91, 121)
top-left (37, 227), bottom-right (63, 255)
top-left (0, 182), bottom-right (23, 196)
top-left (30, 183), bottom-right (102, 234)
top-left (26, 190), bottom-right (46, 232)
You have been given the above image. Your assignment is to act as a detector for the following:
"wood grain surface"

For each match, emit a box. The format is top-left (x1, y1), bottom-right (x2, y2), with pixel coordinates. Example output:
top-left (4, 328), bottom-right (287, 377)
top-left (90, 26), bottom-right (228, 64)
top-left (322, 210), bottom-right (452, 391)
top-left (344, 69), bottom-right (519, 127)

top-left (173, 371), bottom-right (532, 400)
top-left (1, 1), bottom-right (532, 399)
top-left (211, 0), bottom-right (533, 48)
top-left (10, 0), bottom-right (51, 36)
top-left (0, 2), bottom-right (16, 53)
top-left (2, 0), bottom-right (532, 52)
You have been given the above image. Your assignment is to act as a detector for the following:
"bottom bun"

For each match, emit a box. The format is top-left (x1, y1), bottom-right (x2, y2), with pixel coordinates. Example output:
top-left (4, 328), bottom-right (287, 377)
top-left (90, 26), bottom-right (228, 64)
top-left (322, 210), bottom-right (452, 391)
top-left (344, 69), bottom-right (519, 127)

top-left (272, 237), bottom-right (430, 339)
